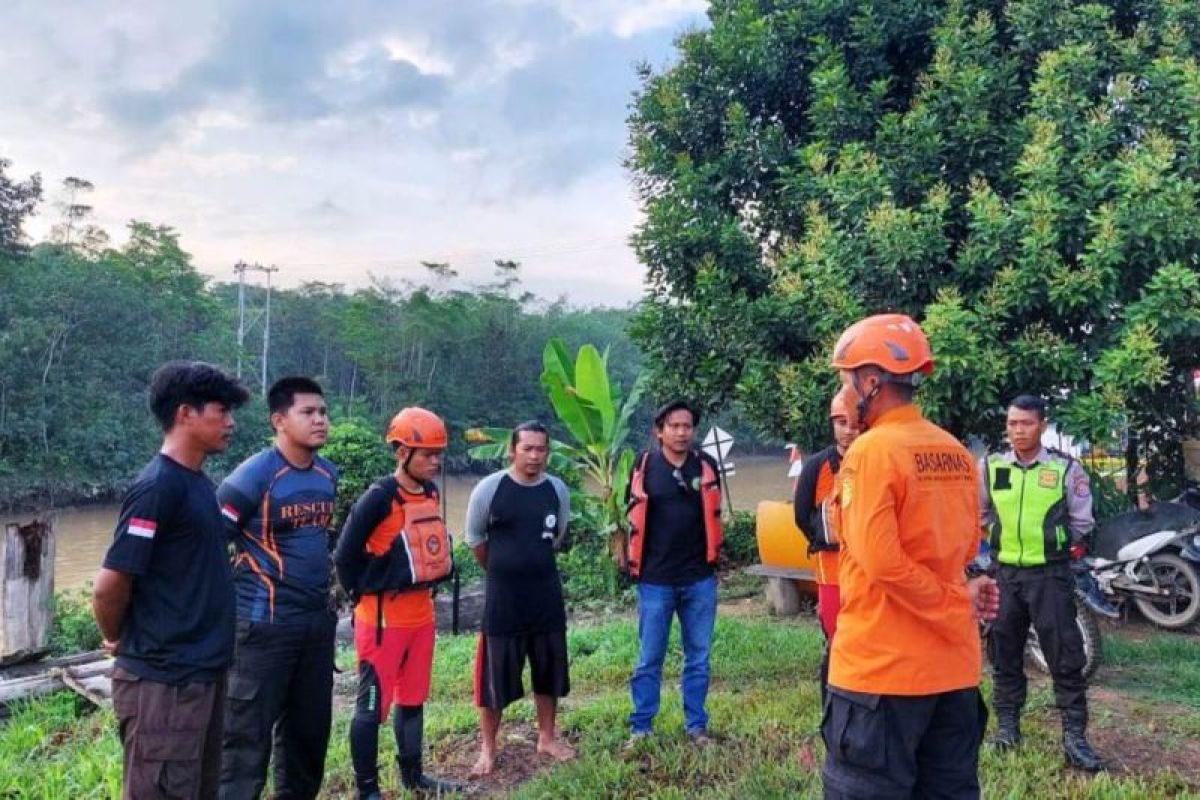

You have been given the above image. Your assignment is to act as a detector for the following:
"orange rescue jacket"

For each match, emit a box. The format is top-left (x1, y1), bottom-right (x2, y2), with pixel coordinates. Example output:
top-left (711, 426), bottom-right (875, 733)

top-left (828, 405), bottom-right (982, 696)
top-left (626, 450), bottom-right (723, 580)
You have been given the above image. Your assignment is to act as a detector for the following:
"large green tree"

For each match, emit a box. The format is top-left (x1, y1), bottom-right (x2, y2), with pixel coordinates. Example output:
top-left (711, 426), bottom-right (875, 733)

top-left (629, 0), bottom-right (1200, 488)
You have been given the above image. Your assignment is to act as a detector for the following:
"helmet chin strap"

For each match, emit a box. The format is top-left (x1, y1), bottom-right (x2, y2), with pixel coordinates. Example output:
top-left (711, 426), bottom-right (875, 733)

top-left (851, 372), bottom-right (881, 429)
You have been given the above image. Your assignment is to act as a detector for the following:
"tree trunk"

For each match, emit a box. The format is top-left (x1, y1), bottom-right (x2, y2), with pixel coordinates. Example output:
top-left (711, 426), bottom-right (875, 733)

top-left (1125, 430), bottom-right (1140, 509)
top-left (0, 519), bottom-right (55, 666)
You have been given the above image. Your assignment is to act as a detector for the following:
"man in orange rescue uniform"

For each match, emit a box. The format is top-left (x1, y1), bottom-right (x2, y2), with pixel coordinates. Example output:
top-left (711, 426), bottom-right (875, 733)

top-left (793, 385), bottom-right (859, 697)
top-left (334, 408), bottom-right (461, 799)
top-left (822, 314), bottom-right (1000, 799)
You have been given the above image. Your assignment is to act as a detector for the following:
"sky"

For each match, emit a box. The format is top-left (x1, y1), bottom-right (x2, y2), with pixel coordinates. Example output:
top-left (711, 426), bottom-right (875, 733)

top-left (0, 0), bottom-right (708, 306)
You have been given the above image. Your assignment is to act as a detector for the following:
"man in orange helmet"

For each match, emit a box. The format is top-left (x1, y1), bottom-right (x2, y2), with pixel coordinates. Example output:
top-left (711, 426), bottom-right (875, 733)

top-left (334, 408), bottom-right (461, 799)
top-left (821, 314), bottom-right (999, 799)
top-left (793, 385), bottom-right (859, 698)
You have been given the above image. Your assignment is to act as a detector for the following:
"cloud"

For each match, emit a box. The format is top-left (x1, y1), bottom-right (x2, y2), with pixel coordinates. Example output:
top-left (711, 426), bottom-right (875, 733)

top-left (0, 1), bottom-right (709, 304)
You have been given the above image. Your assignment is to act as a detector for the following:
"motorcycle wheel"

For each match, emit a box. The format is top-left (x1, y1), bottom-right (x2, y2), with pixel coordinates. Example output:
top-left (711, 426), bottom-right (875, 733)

top-left (1131, 552), bottom-right (1200, 630)
top-left (1026, 596), bottom-right (1103, 680)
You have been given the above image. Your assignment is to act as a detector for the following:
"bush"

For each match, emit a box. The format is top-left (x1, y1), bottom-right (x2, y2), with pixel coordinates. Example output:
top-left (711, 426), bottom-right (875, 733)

top-left (49, 589), bottom-right (102, 656)
top-left (723, 509), bottom-right (758, 567)
top-left (322, 418), bottom-right (394, 525)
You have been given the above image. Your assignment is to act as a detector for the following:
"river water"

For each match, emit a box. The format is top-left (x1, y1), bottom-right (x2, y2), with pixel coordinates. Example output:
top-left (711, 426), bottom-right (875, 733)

top-left (36, 454), bottom-right (794, 590)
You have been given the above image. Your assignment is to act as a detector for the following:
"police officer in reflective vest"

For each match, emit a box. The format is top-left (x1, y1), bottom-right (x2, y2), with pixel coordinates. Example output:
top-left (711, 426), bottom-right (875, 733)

top-left (980, 394), bottom-right (1107, 771)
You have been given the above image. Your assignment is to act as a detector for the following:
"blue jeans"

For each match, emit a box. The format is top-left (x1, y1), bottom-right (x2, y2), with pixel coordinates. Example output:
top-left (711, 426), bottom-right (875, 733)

top-left (629, 574), bottom-right (718, 734)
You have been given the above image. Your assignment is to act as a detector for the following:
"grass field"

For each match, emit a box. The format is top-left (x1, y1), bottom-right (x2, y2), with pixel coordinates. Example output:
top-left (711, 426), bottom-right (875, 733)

top-left (3, 594), bottom-right (1199, 798)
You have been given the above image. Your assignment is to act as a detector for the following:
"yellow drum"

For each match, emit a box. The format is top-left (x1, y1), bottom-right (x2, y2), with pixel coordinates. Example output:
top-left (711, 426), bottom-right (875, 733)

top-left (755, 500), bottom-right (818, 574)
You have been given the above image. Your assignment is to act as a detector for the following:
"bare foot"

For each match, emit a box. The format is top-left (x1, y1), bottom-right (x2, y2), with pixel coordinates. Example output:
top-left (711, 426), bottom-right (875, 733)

top-left (537, 738), bottom-right (577, 762)
top-left (469, 750), bottom-right (495, 777)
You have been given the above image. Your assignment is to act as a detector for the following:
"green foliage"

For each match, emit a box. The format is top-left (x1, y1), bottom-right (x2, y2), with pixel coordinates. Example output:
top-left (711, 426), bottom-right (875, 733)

top-left (48, 589), bottom-right (102, 656)
top-left (6, 615), bottom-right (1199, 797)
top-left (321, 418), bottom-right (393, 524)
top-left (0, 184), bottom-right (640, 510)
top-left (629, 0), bottom-right (1200, 487)
top-left (721, 509), bottom-right (758, 567)
top-left (538, 338), bottom-right (644, 595)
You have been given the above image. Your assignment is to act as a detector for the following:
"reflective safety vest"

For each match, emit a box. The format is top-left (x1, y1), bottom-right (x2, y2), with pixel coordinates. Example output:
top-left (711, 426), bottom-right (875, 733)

top-left (359, 480), bottom-right (454, 594)
top-left (986, 455), bottom-right (1071, 566)
top-left (626, 450), bottom-right (723, 580)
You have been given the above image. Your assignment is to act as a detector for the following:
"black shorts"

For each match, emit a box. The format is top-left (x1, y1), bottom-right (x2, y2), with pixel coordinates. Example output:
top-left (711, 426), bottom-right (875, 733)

top-left (474, 629), bottom-right (570, 710)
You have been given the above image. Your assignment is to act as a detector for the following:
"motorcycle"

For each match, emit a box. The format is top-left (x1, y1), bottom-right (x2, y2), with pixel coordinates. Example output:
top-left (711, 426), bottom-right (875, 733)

top-left (1088, 501), bottom-right (1200, 630)
top-left (982, 591), bottom-right (1104, 681)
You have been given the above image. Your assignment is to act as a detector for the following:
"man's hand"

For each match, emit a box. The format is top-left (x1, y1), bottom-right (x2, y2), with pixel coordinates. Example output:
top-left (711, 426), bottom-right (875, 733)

top-left (101, 639), bottom-right (119, 655)
top-left (967, 575), bottom-right (1000, 622)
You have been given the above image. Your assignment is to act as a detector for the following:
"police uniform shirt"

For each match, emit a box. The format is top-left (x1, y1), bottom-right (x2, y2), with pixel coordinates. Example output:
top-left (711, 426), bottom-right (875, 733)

top-left (978, 447), bottom-right (1094, 544)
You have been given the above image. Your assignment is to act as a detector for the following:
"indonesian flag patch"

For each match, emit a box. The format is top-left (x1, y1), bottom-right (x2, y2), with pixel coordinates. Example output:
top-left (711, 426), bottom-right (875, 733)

top-left (127, 518), bottom-right (157, 539)
top-left (221, 504), bottom-right (239, 523)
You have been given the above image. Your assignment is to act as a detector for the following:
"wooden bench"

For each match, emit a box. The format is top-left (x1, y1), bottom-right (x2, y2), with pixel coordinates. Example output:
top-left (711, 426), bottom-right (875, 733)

top-left (743, 564), bottom-right (816, 616)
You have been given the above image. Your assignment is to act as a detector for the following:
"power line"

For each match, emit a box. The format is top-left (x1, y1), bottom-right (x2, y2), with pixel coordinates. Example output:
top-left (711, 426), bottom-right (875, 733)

top-left (233, 261), bottom-right (280, 395)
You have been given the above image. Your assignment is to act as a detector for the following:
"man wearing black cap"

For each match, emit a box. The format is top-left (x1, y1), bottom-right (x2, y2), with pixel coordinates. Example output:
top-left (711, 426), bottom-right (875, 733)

top-left (623, 400), bottom-right (724, 748)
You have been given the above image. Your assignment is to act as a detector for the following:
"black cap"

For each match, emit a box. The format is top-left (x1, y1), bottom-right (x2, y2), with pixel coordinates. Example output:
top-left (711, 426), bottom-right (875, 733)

top-left (653, 400), bottom-right (700, 428)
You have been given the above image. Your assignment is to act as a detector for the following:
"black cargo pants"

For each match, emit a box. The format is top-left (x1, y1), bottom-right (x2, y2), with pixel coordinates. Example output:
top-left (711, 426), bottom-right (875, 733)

top-left (990, 562), bottom-right (1087, 714)
top-left (822, 686), bottom-right (987, 799)
top-left (219, 610), bottom-right (337, 800)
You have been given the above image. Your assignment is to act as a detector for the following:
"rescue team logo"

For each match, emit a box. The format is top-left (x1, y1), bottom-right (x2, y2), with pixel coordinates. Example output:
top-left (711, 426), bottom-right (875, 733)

top-left (1038, 469), bottom-right (1060, 489)
top-left (841, 478), bottom-right (854, 508)
top-left (426, 535), bottom-right (442, 555)
top-left (543, 513), bottom-right (557, 540)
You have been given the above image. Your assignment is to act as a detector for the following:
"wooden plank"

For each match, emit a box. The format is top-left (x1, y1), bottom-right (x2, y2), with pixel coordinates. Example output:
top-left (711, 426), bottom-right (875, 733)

top-left (58, 667), bottom-right (111, 707)
top-left (1, 519), bottom-right (56, 665)
top-left (743, 563), bottom-right (816, 582)
top-left (0, 649), bottom-right (107, 681)
top-left (0, 656), bottom-right (112, 705)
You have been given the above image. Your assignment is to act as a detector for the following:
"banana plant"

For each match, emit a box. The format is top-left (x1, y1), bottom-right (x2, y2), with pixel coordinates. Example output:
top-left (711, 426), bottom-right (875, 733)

top-left (542, 338), bottom-right (644, 593)
top-left (465, 338), bottom-right (644, 594)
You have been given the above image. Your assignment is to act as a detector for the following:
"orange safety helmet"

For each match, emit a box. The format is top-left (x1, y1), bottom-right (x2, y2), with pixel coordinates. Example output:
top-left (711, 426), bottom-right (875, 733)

top-left (385, 407), bottom-right (448, 450)
top-left (829, 385), bottom-right (859, 427)
top-left (830, 313), bottom-right (934, 379)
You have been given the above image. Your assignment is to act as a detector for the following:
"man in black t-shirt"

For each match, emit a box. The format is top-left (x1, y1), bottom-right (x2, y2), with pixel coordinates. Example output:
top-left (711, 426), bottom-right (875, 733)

top-left (464, 421), bottom-right (574, 777)
top-left (93, 361), bottom-right (249, 800)
top-left (625, 400), bottom-right (723, 748)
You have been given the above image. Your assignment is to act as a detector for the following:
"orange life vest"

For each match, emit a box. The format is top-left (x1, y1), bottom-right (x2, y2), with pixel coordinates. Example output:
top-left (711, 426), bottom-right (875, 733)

top-left (626, 450), bottom-right (723, 580)
top-left (358, 481), bottom-right (454, 594)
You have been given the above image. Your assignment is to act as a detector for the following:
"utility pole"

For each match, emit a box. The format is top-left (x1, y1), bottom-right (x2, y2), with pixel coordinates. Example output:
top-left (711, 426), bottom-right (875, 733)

top-left (260, 264), bottom-right (278, 396)
top-left (234, 261), bottom-right (247, 379)
top-left (232, 261), bottom-right (280, 393)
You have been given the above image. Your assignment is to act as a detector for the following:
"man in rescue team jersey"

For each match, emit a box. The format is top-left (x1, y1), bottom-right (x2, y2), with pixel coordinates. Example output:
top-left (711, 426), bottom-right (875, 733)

top-left (465, 420), bottom-right (574, 777)
top-left (93, 360), bottom-right (249, 800)
top-left (334, 407), bottom-right (461, 799)
top-left (793, 385), bottom-right (859, 697)
top-left (217, 377), bottom-right (338, 799)
top-left (822, 315), bottom-right (1000, 799)
top-left (624, 400), bottom-right (723, 748)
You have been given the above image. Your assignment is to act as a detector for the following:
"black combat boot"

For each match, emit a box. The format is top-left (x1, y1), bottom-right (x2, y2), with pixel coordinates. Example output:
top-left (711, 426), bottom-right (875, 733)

top-left (989, 705), bottom-right (1022, 750)
top-left (1062, 708), bottom-right (1107, 771)
top-left (399, 755), bottom-right (465, 793)
top-left (397, 704), bottom-right (464, 793)
top-left (354, 775), bottom-right (382, 800)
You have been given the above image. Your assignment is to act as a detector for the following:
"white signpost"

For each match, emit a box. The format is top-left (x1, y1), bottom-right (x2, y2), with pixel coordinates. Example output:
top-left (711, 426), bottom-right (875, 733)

top-left (702, 426), bottom-right (736, 515)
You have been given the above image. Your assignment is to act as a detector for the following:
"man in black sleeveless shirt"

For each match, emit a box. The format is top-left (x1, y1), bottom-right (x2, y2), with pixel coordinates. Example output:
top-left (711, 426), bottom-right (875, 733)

top-left (464, 421), bottom-right (574, 777)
